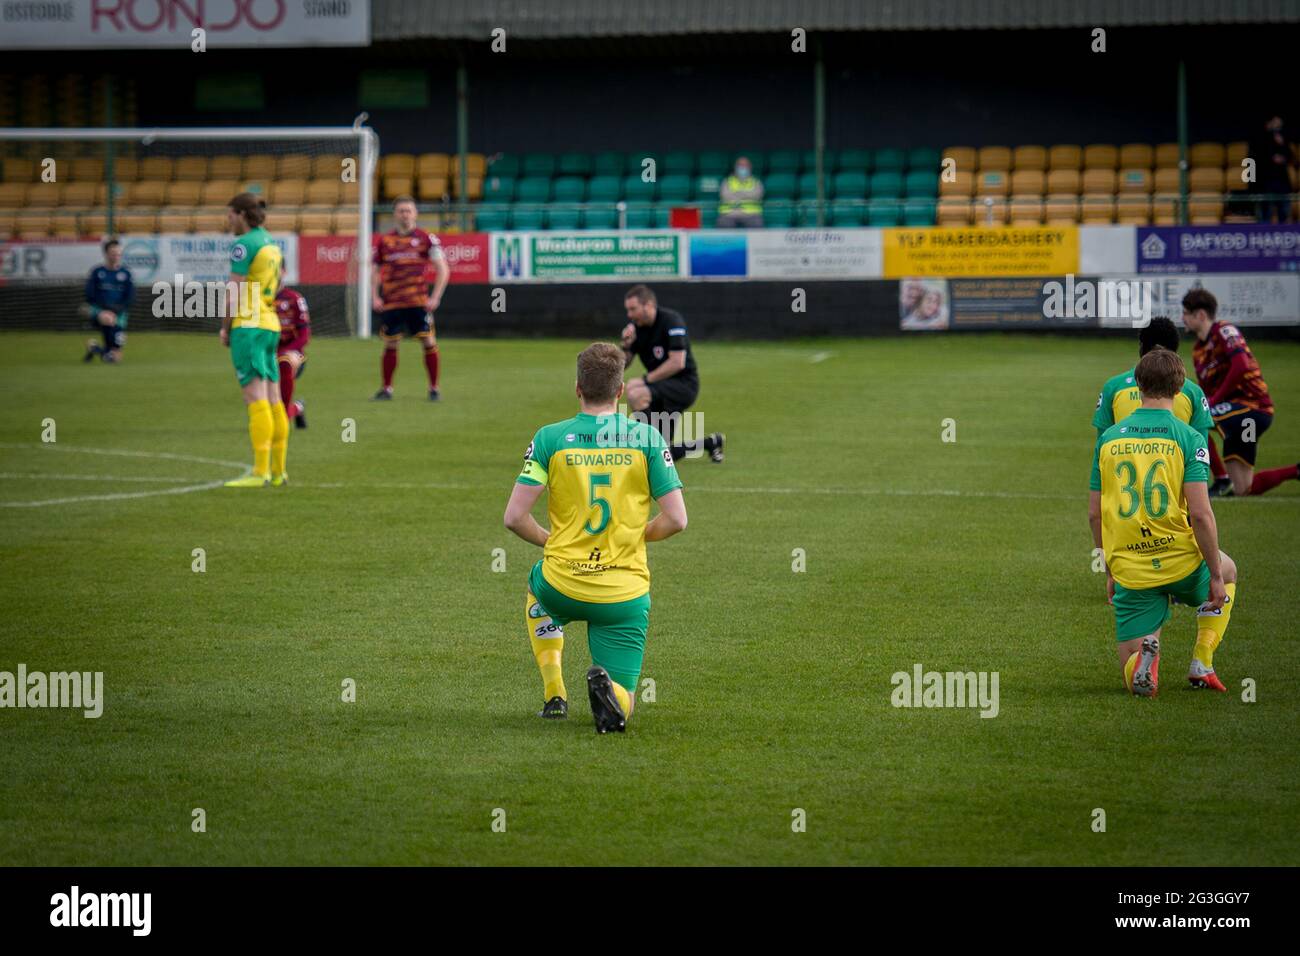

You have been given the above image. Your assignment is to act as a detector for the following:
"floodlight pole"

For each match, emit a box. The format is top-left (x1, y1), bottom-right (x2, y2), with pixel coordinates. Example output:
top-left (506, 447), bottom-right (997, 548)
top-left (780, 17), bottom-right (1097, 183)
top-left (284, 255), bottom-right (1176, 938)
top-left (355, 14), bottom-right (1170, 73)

top-left (1177, 60), bottom-right (1189, 225)
top-left (457, 63), bottom-right (470, 232)
top-left (105, 78), bottom-right (116, 237)
top-left (814, 39), bottom-right (826, 228)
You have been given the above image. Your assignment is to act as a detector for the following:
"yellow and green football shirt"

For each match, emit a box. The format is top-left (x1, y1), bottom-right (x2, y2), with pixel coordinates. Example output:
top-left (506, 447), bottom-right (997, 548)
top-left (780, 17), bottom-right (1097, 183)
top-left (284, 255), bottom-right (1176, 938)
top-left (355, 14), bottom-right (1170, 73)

top-left (1093, 366), bottom-right (1213, 441)
top-left (229, 226), bottom-right (283, 332)
top-left (517, 412), bottom-right (683, 604)
top-left (1090, 407), bottom-right (1211, 589)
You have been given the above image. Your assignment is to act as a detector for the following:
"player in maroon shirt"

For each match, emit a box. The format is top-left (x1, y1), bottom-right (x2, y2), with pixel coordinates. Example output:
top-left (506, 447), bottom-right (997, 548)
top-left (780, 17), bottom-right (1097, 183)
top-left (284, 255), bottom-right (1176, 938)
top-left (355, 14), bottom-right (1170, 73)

top-left (371, 196), bottom-right (450, 401)
top-left (1183, 288), bottom-right (1297, 497)
top-left (275, 287), bottom-right (311, 429)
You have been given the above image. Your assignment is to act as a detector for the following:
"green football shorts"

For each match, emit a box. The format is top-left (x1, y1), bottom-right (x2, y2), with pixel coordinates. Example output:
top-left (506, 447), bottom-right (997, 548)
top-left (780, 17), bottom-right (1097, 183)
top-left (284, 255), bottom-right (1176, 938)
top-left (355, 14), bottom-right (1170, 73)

top-left (230, 327), bottom-right (279, 387)
top-left (528, 560), bottom-right (651, 691)
top-left (1112, 561), bottom-right (1210, 641)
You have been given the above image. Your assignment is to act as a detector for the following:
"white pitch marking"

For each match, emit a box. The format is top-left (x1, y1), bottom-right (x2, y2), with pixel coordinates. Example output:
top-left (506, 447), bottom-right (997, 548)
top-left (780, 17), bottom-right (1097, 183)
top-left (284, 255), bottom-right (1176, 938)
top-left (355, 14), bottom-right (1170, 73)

top-left (0, 473), bottom-right (200, 484)
top-left (809, 351), bottom-right (834, 363)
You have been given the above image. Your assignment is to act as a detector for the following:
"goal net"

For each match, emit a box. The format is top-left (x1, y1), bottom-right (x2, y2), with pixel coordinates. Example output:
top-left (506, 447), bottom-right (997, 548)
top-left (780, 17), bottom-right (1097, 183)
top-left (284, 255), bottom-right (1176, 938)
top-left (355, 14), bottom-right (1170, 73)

top-left (0, 124), bottom-right (378, 339)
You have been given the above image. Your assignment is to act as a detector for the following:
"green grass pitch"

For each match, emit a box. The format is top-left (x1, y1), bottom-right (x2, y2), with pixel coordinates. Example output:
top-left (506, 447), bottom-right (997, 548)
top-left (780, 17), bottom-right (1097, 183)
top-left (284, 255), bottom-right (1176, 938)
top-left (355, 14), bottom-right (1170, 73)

top-left (1, 330), bottom-right (1297, 866)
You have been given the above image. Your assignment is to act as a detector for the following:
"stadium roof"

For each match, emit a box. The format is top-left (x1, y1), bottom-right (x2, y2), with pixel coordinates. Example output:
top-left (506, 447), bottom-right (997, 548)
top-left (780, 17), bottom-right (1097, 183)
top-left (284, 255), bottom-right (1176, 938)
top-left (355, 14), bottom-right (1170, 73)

top-left (372, 0), bottom-right (1300, 40)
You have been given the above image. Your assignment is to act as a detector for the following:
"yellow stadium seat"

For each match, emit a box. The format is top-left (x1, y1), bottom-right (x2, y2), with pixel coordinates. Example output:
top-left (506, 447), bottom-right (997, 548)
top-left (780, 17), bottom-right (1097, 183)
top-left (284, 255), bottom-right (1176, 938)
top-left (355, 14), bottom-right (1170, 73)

top-left (1080, 197), bottom-right (1115, 223)
top-left (157, 209), bottom-right (195, 233)
top-left (972, 197), bottom-right (1009, 225)
top-left (1048, 145), bottom-right (1082, 170)
top-left (117, 211), bottom-right (158, 233)
top-left (310, 155), bottom-right (346, 180)
top-left (383, 153), bottom-right (416, 178)
top-left (200, 180), bottom-right (241, 206)
top-left (465, 154), bottom-right (487, 178)
top-left (1118, 169), bottom-right (1152, 194)
top-left (941, 147), bottom-right (976, 177)
top-left (383, 176), bottom-right (414, 200)
top-left (977, 146), bottom-right (1012, 171)
top-left (1188, 168), bottom-right (1224, 192)
top-left (1153, 168), bottom-right (1180, 193)
top-left (339, 179), bottom-right (360, 204)
top-left (60, 182), bottom-right (98, 207)
top-left (1010, 169), bottom-right (1045, 196)
top-left (417, 153), bottom-right (451, 178)
top-left (15, 210), bottom-right (53, 237)
top-left (71, 157), bottom-right (105, 181)
top-left (1226, 141), bottom-right (1249, 169)
top-left (166, 182), bottom-right (202, 205)
top-left (2, 158), bottom-right (37, 182)
top-left (0, 182), bottom-right (28, 207)
top-left (1045, 169), bottom-right (1080, 196)
top-left (51, 214), bottom-right (79, 237)
top-left (1081, 169), bottom-right (1116, 196)
top-left (173, 157), bottom-right (209, 181)
top-left (975, 170), bottom-right (1009, 197)
top-left (1115, 196), bottom-right (1151, 225)
top-left (332, 209), bottom-right (359, 234)
top-left (1225, 165), bottom-right (1250, 192)
top-left (243, 155), bottom-right (276, 182)
top-left (305, 180), bottom-right (341, 205)
top-left (1151, 194), bottom-right (1179, 225)
top-left (192, 206), bottom-right (229, 232)
top-left (1118, 144), bottom-right (1154, 169)
top-left (1083, 144), bottom-right (1118, 169)
top-left (452, 176), bottom-right (483, 200)
top-left (138, 157), bottom-right (174, 181)
top-left (936, 199), bottom-right (973, 225)
top-left (25, 182), bottom-right (61, 206)
top-left (1012, 145), bottom-right (1047, 171)
top-left (1008, 197), bottom-right (1044, 225)
top-left (1043, 196), bottom-right (1080, 224)
top-left (418, 176), bottom-right (449, 200)
top-left (938, 169), bottom-right (975, 198)
top-left (128, 181), bottom-right (168, 206)
top-left (209, 155), bottom-right (244, 180)
top-left (277, 153), bottom-right (313, 179)
top-left (298, 211), bottom-right (333, 235)
top-left (0, 211), bottom-right (15, 238)
top-left (1188, 193), bottom-right (1223, 224)
top-left (1189, 142), bottom-right (1226, 169)
top-left (270, 180), bottom-right (306, 206)
top-left (1154, 143), bottom-right (1180, 168)
top-left (78, 212), bottom-right (107, 237)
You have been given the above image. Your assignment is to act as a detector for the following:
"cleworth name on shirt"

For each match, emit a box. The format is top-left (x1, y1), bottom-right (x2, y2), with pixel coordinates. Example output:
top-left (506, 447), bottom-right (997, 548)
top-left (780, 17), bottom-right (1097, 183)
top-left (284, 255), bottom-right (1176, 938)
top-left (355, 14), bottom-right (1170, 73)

top-left (0, 664), bottom-right (103, 718)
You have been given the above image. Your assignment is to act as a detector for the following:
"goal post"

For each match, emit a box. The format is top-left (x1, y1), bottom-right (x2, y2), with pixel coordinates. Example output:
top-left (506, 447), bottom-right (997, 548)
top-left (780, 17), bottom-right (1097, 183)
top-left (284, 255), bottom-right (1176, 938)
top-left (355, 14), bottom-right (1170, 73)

top-left (0, 121), bottom-right (379, 338)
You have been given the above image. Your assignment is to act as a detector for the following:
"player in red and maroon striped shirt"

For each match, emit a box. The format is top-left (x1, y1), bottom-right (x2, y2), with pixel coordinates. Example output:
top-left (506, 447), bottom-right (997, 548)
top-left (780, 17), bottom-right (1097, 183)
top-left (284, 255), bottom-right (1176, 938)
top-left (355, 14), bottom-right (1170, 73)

top-left (1183, 288), bottom-right (1297, 497)
top-left (371, 196), bottom-right (451, 401)
top-left (275, 287), bottom-right (311, 429)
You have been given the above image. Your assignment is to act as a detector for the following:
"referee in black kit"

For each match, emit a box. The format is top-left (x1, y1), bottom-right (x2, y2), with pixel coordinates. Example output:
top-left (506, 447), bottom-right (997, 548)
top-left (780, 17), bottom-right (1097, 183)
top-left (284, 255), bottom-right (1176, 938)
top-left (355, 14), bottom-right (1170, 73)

top-left (620, 284), bottom-right (724, 462)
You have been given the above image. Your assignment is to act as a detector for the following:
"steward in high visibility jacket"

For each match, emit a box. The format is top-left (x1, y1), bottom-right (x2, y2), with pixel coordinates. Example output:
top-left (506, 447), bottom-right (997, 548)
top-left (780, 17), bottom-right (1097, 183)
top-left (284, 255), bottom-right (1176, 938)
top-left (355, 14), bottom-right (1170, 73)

top-left (717, 157), bottom-right (765, 227)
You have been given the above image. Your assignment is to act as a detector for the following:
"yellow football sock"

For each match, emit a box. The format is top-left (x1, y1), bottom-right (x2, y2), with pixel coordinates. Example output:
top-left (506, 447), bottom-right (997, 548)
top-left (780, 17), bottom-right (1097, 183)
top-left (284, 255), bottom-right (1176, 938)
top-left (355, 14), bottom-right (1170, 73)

top-left (610, 680), bottom-right (632, 717)
top-left (1194, 582), bottom-right (1236, 670)
top-left (269, 400), bottom-right (289, 476)
top-left (526, 591), bottom-right (566, 701)
top-left (246, 399), bottom-right (272, 476)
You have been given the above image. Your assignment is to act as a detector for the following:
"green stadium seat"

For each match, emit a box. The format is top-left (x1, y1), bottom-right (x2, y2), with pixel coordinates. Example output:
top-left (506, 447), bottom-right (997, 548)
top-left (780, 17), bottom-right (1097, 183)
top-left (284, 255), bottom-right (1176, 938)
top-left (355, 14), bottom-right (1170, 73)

top-left (797, 171), bottom-right (824, 199)
top-left (488, 154), bottom-right (520, 178)
top-left (836, 149), bottom-right (872, 172)
top-left (765, 172), bottom-right (798, 200)
top-left (556, 153), bottom-right (592, 176)
top-left (698, 205), bottom-right (719, 228)
top-left (650, 205), bottom-right (672, 228)
top-left (696, 150), bottom-right (731, 177)
top-left (693, 174), bottom-right (723, 200)
top-left (584, 207), bottom-right (619, 230)
top-left (510, 206), bottom-right (546, 230)
top-left (797, 200), bottom-right (826, 225)
top-left (800, 150), bottom-right (819, 173)
top-left (867, 198), bottom-right (902, 226)
top-left (515, 176), bottom-right (553, 203)
top-left (474, 204), bottom-right (510, 231)
top-left (873, 148), bottom-right (906, 173)
top-left (593, 151), bottom-right (625, 176)
top-left (767, 150), bottom-right (801, 174)
top-left (622, 174), bottom-right (658, 202)
top-left (552, 176), bottom-right (587, 203)
top-left (546, 208), bottom-right (583, 230)
top-left (869, 171), bottom-right (904, 198)
top-left (658, 174), bottom-right (692, 203)
top-left (904, 170), bottom-right (938, 198)
top-left (623, 203), bottom-right (655, 228)
top-left (764, 203), bottom-right (799, 228)
top-left (832, 170), bottom-right (868, 198)
top-left (625, 152), bottom-right (662, 175)
top-left (907, 147), bottom-right (942, 173)
top-left (482, 176), bottom-right (516, 202)
top-left (902, 198), bottom-right (937, 226)
top-left (521, 153), bottom-right (556, 177)
top-left (587, 175), bottom-right (622, 203)
top-left (828, 199), bottom-right (865, 225)
top-left (663, 151), bottom-right (695, 175)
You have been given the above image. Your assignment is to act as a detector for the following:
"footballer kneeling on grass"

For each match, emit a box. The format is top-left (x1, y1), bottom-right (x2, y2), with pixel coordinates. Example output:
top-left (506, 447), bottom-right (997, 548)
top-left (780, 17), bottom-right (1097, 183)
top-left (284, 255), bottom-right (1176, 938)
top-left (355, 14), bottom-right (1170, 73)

top-left (1089, 348), bottom-right (1238, 697)
top-left (503, 343), bottom-right (688, 733)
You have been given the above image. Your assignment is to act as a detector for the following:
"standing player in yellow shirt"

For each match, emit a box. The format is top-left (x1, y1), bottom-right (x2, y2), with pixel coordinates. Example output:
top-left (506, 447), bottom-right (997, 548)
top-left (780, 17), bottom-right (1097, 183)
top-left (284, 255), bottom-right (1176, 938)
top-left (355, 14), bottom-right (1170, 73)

top-left (503, 343), bottom-right (688, 733)
top-left (1088, 348), bottom-right (1238, 696)
top-left (219, 193), bottom-right (289, 488)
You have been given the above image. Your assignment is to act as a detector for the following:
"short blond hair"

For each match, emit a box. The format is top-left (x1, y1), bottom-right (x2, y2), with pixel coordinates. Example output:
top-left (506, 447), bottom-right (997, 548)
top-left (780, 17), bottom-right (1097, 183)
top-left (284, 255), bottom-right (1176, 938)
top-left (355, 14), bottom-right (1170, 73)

top-left (577, 343), bottom-right (625, 403)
